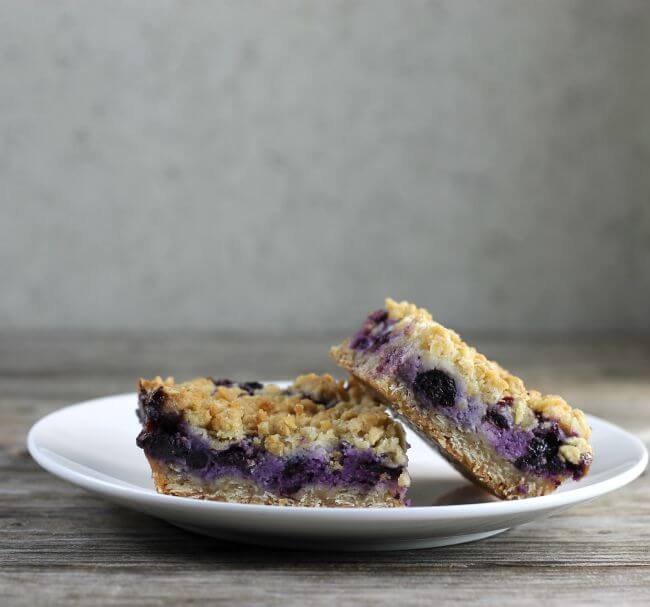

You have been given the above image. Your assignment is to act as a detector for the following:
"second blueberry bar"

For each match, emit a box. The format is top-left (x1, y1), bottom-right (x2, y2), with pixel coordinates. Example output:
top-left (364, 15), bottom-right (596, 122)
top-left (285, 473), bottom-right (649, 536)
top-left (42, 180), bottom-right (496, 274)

top-left (331, 299), bottom-right (593, 500)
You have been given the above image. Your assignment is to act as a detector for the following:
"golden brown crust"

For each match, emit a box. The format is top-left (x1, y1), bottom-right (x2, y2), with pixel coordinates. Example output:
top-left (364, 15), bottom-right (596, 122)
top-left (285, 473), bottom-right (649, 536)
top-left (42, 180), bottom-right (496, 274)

top-left (148, 459), bottom-right (405, 508)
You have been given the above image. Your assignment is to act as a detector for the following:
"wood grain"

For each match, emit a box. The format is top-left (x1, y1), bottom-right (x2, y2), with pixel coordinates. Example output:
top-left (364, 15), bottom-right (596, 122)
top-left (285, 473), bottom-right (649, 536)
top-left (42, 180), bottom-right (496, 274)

top-left (1, 331), bottom-right (649, 606)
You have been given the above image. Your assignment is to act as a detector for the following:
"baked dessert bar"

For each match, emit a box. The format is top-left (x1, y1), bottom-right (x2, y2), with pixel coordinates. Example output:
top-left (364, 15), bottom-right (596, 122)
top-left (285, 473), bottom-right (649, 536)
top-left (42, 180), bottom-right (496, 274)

top-left (331, 299), bottom-right (593, 500)
top-left (136, 374), bottom-right (410, 507)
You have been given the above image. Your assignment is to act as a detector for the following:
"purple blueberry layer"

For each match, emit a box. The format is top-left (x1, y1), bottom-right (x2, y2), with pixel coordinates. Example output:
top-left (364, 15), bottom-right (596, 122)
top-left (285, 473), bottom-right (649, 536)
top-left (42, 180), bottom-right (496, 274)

top-left (350, 309), bottom-right (413, 377)
top-left (349, 310), bottom-right (589, 481)
top-left (210, 378), bottom-right (264, 395)
top-left (136, 388), bottom-right (406, 500)
top-left (409, 366), bottom-right (589, 480)
top-left (350, 310), bottom-right (397, 353)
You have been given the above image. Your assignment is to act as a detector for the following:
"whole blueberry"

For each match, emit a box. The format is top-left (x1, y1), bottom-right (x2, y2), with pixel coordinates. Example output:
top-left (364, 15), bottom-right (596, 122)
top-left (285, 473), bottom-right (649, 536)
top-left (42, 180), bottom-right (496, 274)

top-left (210, 378), bottom-right (234, 387)
top-left (516, 429), bottom-right (564, 474)
top-left (527, 436), bottom-right (549, 459)
top-left (186, 450), bottom-right (209, 470)
top-left (413, 369), bottom-right (456, 408)
top-left (486, 408), bottom-right (511, 430)
top-left (214, 443), bottom-right (250, 469)
top-left (238, 381), bottom-right (264, 395)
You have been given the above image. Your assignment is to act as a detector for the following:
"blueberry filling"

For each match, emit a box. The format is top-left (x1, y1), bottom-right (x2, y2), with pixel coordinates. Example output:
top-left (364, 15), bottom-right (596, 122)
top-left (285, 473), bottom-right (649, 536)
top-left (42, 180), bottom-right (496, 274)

top-left (238, 381), bottom-right (264, 394)
top-left (340, 444), bottom-right (401, 488)
top-left (515, 424), bottom-right (574, 477)
top-left (350, 309), bottom-right (396, 352)
top-left (210, 378), bottom-right (264, 395)
top-left (136, 389), bottom-right (404, 498)
top-left (137, 387), bottom-right (168, 424)
top-left (138, 426), bottom-right (186, 461)
top-left (413, 369), bottom-right (457, 408)
top-left (483, 407), bottom-right (586, 478)
top-left (486, 408), bottom-right (511, 430)
top-left (402, 371), bottom-right (587, 480)
top-left (212, 442), bottom-right (255, 471)
top-left (210, 378), bottom-right (234, 387)
top-left (276, 454), bottom-right (330, 495)
top-left (394, 355), bottom-right (421, 384)
top-left (518, 436), bottom-right (558, 473)
top-left (481, 410), bottom-right (530, 460)
top-left (186, 450), bottom-right (210, 470)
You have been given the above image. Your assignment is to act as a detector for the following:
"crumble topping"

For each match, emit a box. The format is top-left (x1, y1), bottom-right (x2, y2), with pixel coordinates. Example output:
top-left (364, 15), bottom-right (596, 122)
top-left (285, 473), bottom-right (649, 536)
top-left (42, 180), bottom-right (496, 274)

top-left (384, 298), bottom-right (591, 441)
top-left (138, 373), bottom-right (407, 464)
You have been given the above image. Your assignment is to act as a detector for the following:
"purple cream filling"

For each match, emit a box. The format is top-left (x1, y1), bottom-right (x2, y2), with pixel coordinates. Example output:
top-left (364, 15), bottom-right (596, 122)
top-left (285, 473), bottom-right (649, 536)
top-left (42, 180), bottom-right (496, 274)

top-left (350, 309), bottom-right (397, 353)
top-left (412, 365), bottom-right (588, 479)
top-left (409, 365), bottom-right (589, 479)
top-left (136, 388), bottom-right (406, 500)
top-left (350, 311), bottom-right (589, 481)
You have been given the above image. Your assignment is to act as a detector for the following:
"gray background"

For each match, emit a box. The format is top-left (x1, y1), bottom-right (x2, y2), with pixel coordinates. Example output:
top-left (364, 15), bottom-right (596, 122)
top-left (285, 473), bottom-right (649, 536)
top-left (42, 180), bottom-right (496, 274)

top-left (2, 1), bottom-right (649, 333)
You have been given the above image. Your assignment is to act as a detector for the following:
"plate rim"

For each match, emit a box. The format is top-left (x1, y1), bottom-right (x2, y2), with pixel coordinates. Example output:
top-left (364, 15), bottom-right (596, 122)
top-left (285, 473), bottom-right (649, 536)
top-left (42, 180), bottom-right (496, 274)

top-left (27, 391), bottom-right (648, 521)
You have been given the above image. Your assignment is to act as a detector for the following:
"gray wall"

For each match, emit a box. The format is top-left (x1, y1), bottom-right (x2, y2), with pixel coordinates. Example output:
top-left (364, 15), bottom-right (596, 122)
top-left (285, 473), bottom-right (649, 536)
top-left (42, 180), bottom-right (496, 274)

top-left (2, 1), bottom-right (649, 333)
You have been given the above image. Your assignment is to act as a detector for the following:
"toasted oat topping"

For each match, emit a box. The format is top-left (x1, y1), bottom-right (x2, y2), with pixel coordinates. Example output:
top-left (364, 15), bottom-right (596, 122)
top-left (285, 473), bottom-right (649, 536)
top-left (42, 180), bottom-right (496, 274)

top-left (383, 298), bottom-right (591, 439)
top-left (138, 373), bottom-right (407, 464)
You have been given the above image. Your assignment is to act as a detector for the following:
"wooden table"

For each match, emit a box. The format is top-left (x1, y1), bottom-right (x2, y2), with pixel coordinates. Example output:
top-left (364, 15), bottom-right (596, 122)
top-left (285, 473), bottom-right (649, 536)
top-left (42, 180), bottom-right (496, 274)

top-left (2, 332), bottom-right (649, 606)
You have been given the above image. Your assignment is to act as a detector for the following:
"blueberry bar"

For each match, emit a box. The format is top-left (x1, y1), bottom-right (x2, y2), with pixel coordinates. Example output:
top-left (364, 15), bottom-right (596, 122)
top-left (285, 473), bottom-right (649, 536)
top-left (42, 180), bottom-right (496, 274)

top-left (331, 299), bottom-right (593, 500)
top-left (136, 374), bottom-right (410, 507)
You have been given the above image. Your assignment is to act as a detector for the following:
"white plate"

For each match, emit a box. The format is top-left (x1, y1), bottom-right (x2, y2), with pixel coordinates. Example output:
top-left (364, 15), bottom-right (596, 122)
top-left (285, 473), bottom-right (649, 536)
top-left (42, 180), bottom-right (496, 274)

top-left (27, 386), bottom-right (647, 551)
